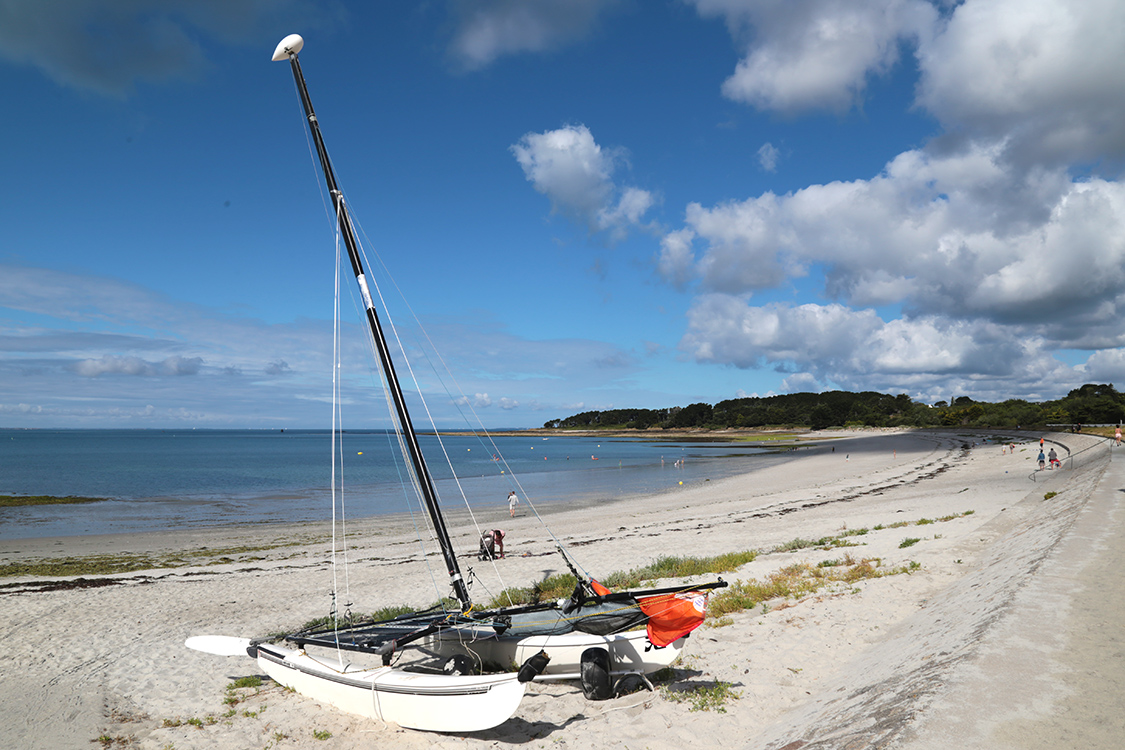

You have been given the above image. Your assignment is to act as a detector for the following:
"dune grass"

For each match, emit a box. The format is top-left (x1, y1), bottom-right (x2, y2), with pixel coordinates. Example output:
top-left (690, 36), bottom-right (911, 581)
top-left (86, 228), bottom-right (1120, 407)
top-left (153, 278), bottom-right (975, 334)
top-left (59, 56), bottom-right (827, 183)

top-left (483, 550), bottom-right (759, 608)
top-left (706, 555), bottom-right (919, 619)
top-left (662, 680), bottom-right (742, 712)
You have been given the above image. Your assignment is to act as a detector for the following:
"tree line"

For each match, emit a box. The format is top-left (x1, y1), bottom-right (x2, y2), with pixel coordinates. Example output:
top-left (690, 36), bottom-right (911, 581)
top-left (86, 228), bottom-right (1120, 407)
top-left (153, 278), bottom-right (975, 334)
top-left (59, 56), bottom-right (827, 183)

top-left (542, 383), bottom-right (1125, 431)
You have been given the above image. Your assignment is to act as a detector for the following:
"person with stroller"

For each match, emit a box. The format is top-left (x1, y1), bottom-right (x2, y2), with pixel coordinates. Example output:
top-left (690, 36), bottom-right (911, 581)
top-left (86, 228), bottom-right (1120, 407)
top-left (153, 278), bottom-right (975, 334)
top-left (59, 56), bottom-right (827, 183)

top-left (478, 528), bottom-right (505, 560)
top-left (1048, 447), bottom-right (1059, 468)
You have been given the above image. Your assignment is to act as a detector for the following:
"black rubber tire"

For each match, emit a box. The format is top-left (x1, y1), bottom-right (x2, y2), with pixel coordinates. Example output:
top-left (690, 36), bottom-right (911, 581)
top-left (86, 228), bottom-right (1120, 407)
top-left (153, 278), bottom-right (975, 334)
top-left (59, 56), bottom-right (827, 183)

top-left (580, 647), bottom-right (612, 700)
top-left (612, 673), bottom-right (648, 697)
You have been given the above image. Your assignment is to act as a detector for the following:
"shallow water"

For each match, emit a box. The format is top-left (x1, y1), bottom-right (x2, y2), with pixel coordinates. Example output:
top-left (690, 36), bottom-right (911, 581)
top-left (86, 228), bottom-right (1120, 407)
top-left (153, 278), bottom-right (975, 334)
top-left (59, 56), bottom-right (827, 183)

top-left (0, 429), bottom-right (782, 539)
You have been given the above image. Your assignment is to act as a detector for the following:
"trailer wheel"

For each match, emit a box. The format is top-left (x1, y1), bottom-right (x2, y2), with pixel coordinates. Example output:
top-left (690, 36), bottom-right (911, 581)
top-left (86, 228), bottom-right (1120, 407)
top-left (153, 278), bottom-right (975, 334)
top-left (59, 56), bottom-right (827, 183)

top-left (580, 647), bottom-right (612, 700)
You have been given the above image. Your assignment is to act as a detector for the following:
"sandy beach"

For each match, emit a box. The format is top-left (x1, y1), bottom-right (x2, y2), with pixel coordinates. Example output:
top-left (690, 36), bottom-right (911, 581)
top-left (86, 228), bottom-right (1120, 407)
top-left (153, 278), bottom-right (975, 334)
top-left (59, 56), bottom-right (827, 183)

top-left (2, 428), bottom-right (1121, 750)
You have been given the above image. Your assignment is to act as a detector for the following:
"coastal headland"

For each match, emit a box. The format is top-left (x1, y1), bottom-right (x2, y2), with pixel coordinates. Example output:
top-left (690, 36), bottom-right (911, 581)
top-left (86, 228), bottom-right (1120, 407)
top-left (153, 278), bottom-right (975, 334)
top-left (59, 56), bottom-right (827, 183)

top-left (1, 428), bottom-right (1121, 749)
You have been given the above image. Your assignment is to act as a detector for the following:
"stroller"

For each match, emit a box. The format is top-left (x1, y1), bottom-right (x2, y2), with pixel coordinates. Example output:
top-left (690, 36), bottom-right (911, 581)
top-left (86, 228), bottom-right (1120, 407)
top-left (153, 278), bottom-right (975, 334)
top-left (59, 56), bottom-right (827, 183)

top-left (478, 530), bottom-right (499, 561)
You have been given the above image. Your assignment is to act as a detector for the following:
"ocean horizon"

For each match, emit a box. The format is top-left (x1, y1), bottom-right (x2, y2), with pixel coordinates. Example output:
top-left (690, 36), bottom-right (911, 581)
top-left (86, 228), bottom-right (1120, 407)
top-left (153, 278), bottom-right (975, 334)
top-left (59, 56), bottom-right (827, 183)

top-left (0, 428), bottom-right (783, 540)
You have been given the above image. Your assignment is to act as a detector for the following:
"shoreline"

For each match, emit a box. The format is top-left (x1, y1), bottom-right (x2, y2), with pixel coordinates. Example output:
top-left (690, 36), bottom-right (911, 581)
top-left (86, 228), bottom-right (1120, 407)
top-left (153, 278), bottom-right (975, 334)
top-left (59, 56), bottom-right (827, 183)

top-left (0, 448), bottom-right (807, 576)
top-left (0, 437), bottom-right (807, 547)
top-left (2, 429), bottom-right (1118, 750)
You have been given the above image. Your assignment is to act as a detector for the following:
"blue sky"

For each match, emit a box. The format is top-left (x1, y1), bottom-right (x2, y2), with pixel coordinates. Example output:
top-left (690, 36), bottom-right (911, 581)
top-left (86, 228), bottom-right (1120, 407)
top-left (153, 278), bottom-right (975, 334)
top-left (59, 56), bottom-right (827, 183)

top-left (3, 0), bottom-right (1125, 430)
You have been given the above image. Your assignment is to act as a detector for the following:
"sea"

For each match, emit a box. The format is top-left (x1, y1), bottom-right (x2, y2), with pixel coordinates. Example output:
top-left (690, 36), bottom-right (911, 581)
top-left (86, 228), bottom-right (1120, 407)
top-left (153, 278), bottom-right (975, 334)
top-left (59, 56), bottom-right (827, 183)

top-left (0, 428), bottom-right (786, 540)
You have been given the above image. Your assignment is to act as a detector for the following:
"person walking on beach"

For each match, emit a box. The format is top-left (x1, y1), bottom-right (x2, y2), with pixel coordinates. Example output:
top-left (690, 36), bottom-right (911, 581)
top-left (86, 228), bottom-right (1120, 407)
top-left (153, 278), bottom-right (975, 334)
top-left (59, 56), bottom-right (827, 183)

top-left (1038, 449), bottom-right (1046, 470)
top-left (507, 490), bottom-right (519, 517)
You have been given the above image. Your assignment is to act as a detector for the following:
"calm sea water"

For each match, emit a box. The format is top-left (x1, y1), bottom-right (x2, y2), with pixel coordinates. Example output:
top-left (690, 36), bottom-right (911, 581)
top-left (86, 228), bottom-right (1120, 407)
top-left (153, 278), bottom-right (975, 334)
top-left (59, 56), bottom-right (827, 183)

top-left (0, 429), bottom-right (782, 540)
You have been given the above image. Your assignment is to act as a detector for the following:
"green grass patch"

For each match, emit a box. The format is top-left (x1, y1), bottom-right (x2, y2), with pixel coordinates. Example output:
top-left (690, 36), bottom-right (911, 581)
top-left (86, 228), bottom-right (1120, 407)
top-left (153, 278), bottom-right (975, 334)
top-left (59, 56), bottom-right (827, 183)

top-left (485, 551), bottom-right (759, 608)
top-left (764, 512), bottom-right (979, 564)
top-left (370, 603), bottom-right (420, 621)
top-left (774, 537), bottom-right (824, 552)
top-left (489, 571), bottom-right (579, 607)
top-left (227, 676), bottom-right (262, 690)
top-left (602, 551), bottom-right (758, 588)
top-left (705, 615), bottom-right (735, 629)
top-left (899, 537), bottom-right (921, 548)
top-left (774, 535), bottom-right (860, 553)
top-left (662, 681), bottom-right (741, 712)
top-left (225, 675), bottom-right (263, 707)
top-left (298, 600), bottom-right (453, 633)
top-left (707, 563), bottom-right (824, 616)
top-left (707, 555), bottom-right (917, 618)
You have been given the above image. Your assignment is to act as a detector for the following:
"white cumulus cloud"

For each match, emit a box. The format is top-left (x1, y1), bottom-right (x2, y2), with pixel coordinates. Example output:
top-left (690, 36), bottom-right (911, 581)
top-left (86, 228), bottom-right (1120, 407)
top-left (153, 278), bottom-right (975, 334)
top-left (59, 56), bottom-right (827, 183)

top-left (659, 0), bottom-right (1125, 403)
top-left (447, 0), bottom-right (620, 70)
top-left (511, 124), bottom-right (656, 240)
top-left (690, 0), bottom-right (936, 114)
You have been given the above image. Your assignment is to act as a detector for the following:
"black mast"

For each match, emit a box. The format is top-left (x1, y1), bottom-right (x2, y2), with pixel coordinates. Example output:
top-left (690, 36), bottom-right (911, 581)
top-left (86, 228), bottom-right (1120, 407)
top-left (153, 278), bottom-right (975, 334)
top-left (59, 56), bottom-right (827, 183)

top-left (273, 35), bottom-right (471, 611)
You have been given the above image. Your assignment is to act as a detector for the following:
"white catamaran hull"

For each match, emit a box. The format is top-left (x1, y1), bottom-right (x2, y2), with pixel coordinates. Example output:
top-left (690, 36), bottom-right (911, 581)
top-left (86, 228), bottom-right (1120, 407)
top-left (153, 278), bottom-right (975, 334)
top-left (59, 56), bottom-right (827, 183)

top-left (255, 643), bottom-right (526, 732)
top-left (431, 630), bottom-right (685, 681)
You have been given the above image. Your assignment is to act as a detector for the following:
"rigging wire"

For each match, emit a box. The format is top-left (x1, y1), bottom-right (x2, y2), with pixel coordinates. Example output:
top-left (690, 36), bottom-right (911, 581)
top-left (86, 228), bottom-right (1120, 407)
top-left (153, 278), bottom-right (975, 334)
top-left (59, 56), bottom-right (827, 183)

top-left (330, 214), bottom-right (357, 662)
top-left (292, 78), bottom-right (602, 614)
top-left (355, 256), bottom-right (504, 582)
top-left (335, 216), bottom-right (352, 613)
top-left (291, 76), bottom-right (451, 610)
top-left (346, 216), bottom-right (586, 590)
top-left (337, 202), bottom-right (453, 609)
top-left (292, 74), bottom-right (337, 241)
top-left (290, 65), bottom-right (514, 595)
top-left (330, 222), bottom-right (343, 660)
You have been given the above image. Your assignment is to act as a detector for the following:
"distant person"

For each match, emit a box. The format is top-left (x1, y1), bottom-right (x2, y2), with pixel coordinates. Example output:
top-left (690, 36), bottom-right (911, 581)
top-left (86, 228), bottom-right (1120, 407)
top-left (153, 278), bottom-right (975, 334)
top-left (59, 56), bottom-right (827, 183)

top-left (1048, 448), bottom-right (1059, 468)
top-left (507, 490), bottom-right (519, 517)
top-left (1038, 449), bottom-right (1046, 470)
top-left (1116, 426), bottom-right (1121, 446)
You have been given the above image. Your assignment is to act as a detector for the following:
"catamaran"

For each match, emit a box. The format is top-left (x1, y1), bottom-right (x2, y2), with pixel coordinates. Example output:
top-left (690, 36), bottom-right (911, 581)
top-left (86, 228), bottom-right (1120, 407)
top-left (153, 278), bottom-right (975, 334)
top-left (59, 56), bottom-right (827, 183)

top-left (186, 33), bottom-right (724, 733)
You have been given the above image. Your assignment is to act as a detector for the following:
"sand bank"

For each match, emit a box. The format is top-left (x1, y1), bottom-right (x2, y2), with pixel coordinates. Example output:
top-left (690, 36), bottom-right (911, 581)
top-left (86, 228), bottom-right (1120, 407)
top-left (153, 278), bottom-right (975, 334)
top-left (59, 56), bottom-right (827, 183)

top-left (0, 429), bottom-right (1119, 749)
